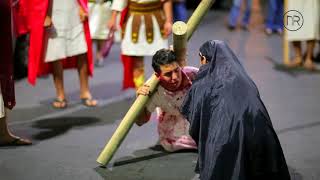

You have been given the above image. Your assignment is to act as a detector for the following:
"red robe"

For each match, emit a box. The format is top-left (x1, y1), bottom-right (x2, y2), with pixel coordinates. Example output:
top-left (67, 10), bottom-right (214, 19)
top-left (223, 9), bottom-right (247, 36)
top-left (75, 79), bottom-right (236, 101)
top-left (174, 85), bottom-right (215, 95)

top-left (12, 0), bottom-right (30, 36)
top-left (0, 0), bottom-right (15, 109)
top-left (27, 0), bottom-right (93, 85)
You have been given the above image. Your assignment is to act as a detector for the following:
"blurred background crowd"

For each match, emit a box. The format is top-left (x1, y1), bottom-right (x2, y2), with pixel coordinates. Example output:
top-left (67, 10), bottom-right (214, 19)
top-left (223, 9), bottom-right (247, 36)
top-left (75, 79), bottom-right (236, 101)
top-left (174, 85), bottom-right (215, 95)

top-left (12, 0), bottom-right (319, 82)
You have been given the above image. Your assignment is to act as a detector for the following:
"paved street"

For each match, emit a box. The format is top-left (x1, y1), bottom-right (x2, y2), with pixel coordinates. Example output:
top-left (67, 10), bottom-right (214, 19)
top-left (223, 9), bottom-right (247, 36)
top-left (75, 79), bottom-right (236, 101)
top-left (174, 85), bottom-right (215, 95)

top-left (1, 6), bottom-right (320, 180)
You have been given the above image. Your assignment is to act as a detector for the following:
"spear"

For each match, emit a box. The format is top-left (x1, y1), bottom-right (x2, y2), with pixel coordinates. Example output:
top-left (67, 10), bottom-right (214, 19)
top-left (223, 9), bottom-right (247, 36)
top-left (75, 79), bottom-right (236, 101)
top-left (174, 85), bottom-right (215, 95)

top-left (97, 0), bottom-right (216, 166)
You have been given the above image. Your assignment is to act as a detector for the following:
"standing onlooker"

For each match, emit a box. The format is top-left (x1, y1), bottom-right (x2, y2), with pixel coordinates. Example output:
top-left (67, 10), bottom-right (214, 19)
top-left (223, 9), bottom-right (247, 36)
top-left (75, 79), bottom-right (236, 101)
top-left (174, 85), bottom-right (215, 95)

top-left (28, 0), bottom-right (97, 108)
top-left (88, 0), bottom-right (121, 67)
top-left (228, 0), bottom-right (252, 30)
top-left (286, 0), bottom-right (320, 70)
top-left (0, 0), bottom-right (31, 146)
top-left (265, 0), bottom-right (283, 35)
top-left (108, 0), bottom-right (173, 90)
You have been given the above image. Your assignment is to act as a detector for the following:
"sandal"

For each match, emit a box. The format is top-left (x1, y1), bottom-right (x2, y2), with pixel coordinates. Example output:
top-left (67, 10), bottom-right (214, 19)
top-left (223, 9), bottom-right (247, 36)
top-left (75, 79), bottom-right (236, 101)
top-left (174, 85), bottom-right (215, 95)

top-left (95, 59), bottom-right (104, 67)
top-left (0, 137), bottom-right (32, 147)
top-left (285, 57), bottom-right (303, 68)
top-left (265, 28), bottom-right (272, 35)
top-left (52, 98), bottom-right (68, 109)
top-left (303, 60), bottom-right (317, 71)
top-left (81, 98), bottom-right (98, 107)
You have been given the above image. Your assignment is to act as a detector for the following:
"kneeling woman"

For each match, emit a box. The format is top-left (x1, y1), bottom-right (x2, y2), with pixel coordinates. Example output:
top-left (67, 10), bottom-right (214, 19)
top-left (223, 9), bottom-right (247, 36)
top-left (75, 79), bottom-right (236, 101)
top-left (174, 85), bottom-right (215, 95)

top-left (181, 40), bottom-right (291, 180)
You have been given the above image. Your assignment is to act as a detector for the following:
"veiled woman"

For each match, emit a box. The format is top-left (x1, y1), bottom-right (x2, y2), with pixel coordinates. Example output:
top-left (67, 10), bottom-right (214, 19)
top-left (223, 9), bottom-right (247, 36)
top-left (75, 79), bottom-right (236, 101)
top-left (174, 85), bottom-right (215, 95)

top-left (181, 40), bottom-right (291, 180)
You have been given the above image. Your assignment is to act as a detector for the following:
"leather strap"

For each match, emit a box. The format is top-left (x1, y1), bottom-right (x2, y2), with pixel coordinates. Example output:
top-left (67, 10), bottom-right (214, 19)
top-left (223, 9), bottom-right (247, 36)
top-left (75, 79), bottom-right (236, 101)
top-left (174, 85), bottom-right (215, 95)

top-left (131, 14), bottom-right (141, 43)
top-left (144, 14), bottom-right (154, 44)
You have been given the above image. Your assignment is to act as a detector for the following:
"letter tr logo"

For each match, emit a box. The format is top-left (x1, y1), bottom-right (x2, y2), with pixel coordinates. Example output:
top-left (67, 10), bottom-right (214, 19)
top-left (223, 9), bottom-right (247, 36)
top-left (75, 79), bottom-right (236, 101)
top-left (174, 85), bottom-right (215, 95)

top-left (284, 10), bottom-right (304, 31)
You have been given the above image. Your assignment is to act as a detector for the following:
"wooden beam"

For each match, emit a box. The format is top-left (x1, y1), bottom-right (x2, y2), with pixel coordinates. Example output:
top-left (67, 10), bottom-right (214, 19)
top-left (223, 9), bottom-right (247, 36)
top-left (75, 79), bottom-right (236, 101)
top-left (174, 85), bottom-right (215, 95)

top-left (173, 21), bottom-right (188, 66)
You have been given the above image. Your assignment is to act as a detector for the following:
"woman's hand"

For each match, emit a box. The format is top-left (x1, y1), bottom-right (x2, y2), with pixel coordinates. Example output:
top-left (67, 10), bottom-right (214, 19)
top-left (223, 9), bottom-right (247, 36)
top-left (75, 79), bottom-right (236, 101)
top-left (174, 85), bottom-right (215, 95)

top-left (163, 21), bottom-right (172, 38)
top-left (44, 16), bottom-right (52, 27)
top-left (108, 11), bottom-right (119, 31)
top-left (107, 18), bottom-right (117, 31)
top-left (79, 7), bottom-right (88, 22)
top-left (162, 0), bottom-right (173, 38)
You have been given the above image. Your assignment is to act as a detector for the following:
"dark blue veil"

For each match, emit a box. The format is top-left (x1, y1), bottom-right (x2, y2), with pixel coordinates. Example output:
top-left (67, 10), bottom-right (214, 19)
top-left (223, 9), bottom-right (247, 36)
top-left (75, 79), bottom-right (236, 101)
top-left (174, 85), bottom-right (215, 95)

top-left (181, 40), bottom-right (290, 180)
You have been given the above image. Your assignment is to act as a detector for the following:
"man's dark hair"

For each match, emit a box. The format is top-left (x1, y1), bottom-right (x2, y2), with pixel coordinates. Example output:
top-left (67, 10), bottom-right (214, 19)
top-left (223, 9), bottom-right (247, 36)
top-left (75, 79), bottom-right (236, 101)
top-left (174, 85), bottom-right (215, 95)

top-left (152, 49), bottom-right (177, 73)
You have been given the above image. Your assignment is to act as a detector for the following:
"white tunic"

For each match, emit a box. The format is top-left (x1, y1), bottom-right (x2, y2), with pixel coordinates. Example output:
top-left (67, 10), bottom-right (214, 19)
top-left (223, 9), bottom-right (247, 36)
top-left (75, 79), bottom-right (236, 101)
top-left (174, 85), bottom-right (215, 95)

top-left (111, 0), bottom-right (168, 56)
top-left (88, 1), bottom-right (121, 42)
top-left (45, 0), bottom-right (88, 62)
top-left (287, 0), bottom-right (320, 41)
top-left (145, 67), bottom-right (199, 152)
top-left (0, 84), bottom-right (5, 118)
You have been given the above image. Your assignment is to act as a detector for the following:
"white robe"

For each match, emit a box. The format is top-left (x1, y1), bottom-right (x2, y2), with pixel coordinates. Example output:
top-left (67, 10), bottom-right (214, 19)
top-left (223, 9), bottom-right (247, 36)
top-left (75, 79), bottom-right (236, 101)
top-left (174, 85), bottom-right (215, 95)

top-left (145, 67), bottom-right (199, 152)
top-left (111, 0), bottom-right (169, 56)
top-left (45, 0), bottom-right (88, 62)
top-left (88, 1), bottom-right (121, 42)
top-left (287, 0), bottom-right (320, 41)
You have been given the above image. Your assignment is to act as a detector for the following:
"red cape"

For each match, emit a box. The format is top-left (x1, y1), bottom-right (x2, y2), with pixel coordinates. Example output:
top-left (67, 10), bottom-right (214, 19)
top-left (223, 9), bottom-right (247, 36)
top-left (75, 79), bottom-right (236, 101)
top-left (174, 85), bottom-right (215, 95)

top-left (120, 7), bottom-right (135, 90)
top-left (12, 0), bottom-right (30, 35)
top-left (27, 0), bottom-right (93, 85)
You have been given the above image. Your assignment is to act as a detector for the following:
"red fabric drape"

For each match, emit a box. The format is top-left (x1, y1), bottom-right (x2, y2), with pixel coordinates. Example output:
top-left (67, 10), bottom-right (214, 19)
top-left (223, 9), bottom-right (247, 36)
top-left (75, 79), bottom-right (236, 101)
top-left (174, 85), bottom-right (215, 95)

top-left (120, 7), bottom-right (135, 90)
top-left (121, 54), bottom-right (135, 89)
top-left (12, 0), bottom-right (30, 36)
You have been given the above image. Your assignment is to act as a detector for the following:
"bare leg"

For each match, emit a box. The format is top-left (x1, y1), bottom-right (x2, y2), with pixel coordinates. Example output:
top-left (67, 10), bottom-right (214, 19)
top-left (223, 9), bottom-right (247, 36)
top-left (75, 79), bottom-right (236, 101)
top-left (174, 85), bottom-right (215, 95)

top-left (77, 54), bottom-right (97, 106)
top-left (95, 40), bottom-right (105, 67)
top-left (133, 56), bottom-right (145, 89)
top-left (0, 110), bottom-right (31, 145)
top-left (287, 41), bottom-right (302, 67)
top-left (51, 60), bottom-right (67, 108)
top-left (316, 41), bottom-right (320, 62)
top-left (96, 40), bottom-right (105, 59)
top-left (304, 40), bottom-right (316, 70)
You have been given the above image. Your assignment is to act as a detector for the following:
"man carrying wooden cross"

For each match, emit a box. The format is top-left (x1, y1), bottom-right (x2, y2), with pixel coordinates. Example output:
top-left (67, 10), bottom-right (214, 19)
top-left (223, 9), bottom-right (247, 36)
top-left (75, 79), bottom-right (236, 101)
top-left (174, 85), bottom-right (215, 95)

top-left (96, 0), bottom-right (215, 166)
top-left (136, 48), bottom-right (198, 152)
